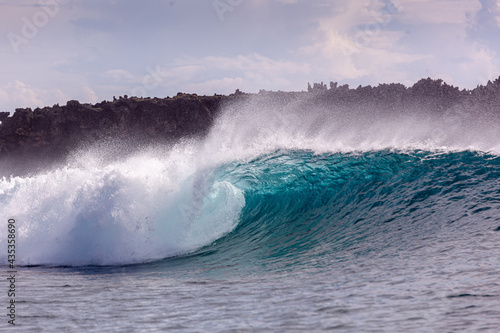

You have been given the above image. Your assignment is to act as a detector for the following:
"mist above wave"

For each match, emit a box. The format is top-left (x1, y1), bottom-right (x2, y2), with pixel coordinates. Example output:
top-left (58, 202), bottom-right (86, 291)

top-left (1, 77), bottom-right (500, 266)
top-left (204, 80), bottom-right (500, 158)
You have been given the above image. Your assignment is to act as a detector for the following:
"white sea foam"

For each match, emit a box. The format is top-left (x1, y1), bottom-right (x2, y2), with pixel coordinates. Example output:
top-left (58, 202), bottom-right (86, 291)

top-left (0, 145), bottom-right (244, 266)
top-left (1, 95), bottom-right (499, 266)
top-left (202, 96), bottom-right (500, 159)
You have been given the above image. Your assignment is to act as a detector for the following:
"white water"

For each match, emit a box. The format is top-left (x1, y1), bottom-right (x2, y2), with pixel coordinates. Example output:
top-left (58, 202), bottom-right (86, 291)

top-left (1, 95), bottom-right (500, 266)
top-left (203, 96), bottom-right (500, 157)
top-left (0, 145), bottom-right (244, 266)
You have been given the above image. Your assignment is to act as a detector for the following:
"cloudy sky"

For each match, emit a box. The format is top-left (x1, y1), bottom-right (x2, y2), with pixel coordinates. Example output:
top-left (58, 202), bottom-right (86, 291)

top-left (1, 0), bottom-right (499, 112)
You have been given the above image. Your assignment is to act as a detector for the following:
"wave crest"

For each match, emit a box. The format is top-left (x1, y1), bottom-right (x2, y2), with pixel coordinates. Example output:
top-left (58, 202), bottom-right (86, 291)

top-left (0, 148), bottom-right (244, 266)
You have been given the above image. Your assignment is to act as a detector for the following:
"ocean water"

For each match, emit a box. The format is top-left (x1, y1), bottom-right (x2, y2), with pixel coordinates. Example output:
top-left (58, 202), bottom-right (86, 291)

top-left (1, 98), bottom-right (500, 331)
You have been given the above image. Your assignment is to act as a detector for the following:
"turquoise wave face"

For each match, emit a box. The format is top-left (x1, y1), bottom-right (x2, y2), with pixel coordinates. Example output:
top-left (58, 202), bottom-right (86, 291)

top-left (4, 89), bottom-right (500, 268)
top-left (2, 146), bottom-right (498, 269)
top-left (185, 149), bottom-right (500, 273)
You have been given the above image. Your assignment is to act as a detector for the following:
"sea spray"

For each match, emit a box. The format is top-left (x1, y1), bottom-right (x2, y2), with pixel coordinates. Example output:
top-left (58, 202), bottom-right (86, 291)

top-left (203, 94), bottom-right (500, 157)
top-left (0, 142), bottom-right (244, 266)
top-left (1, 93), bottom-right (500, 267)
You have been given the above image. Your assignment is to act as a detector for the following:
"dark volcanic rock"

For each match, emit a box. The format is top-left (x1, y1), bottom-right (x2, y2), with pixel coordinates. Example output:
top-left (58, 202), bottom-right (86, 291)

top-left (0, 94), bottom-right (224, 160)
top-left (0, 94), bottom-right (230, 175)
top-left (1, 76), bottom-right (499, 176)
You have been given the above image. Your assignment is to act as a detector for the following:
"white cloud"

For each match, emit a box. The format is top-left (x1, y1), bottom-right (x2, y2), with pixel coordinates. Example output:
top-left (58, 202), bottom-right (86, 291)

top-left (83, 86), bottom-right (99, 104)
top-left (0, 87), bottom-right (8, 99)
top-left (456, 43), bottom-right (499, 85)
top-left (103, 69), bottom-right (135, 82)
top-left (300, 32), bottom-right (370, 79)
top-left (159, 65), bottom-right (202, 82)
top-left (489, 0), bottom-right (500, 27)
top-left (188, 53), bottom-right (310, 76)
top-left (293, 0), bottom-right (498, 87)
top-left (1, 0), bottom-right (499, 105)
top-left (183, 77), bottom-right (246, 94)
top-left (397, 0), bottom-right (481, 25)
top-left (6, 81), bottom-right (44, 108)
top-left (0, 81), bottom-right (69, 111)
top-left (297, 1), bottom-right (429, 82)
top-left (151, 54), bottom-right (310, 94)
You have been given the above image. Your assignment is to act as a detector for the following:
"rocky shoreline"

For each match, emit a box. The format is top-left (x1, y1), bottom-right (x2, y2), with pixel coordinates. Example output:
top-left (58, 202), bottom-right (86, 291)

top-left (0, 93), bottom-right (241, 175)
top-left (1, 77), bottom-right (499, 175)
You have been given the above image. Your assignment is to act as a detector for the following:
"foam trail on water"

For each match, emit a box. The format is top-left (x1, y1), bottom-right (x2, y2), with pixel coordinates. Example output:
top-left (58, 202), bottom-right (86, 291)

top-left (0, 144), bottom-right (245, 266)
